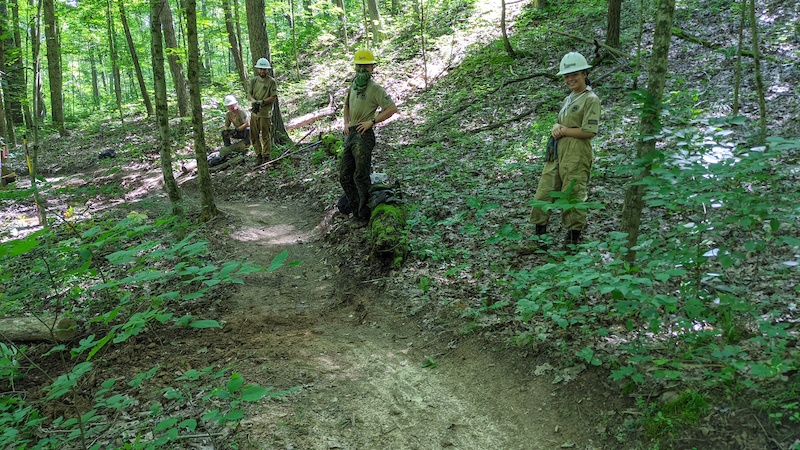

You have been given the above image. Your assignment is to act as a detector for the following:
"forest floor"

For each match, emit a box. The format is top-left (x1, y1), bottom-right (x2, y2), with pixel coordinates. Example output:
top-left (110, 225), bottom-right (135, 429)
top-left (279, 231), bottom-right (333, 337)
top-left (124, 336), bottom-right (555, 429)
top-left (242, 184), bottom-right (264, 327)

top-left (3, 1), bottom-right (799, 449)
top-left (6, 124), bottom-right (785, 449)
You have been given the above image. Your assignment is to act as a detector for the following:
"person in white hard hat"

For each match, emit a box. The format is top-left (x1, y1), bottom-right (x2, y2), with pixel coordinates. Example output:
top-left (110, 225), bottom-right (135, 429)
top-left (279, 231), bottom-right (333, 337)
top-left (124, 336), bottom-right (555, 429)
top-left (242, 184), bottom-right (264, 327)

top-left (246, 57), bottom-right (278, 166)
top-left (530, 51), bottom-right (601, 247)
top-left (221, 95), bottom-right (250, 147)
top-left (339, 49), bottom-right (398, 227)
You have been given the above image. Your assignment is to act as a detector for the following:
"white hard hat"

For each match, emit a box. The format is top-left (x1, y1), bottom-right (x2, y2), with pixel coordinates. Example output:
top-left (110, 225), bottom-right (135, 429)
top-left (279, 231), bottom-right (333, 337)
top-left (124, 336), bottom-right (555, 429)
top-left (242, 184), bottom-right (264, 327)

top-left (557, 52), bottom-right (592, 76)
top-left (254, 57), bottom-right (272, 69)
top-left (223, 95), bottom-right (238, 106)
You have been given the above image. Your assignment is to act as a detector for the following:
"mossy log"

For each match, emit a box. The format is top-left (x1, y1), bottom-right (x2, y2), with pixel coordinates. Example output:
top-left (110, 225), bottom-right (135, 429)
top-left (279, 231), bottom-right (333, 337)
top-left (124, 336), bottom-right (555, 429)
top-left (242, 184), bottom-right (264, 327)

top-left (0, 316), bottom-right (78, 342)
top-left (369, 202), bottom-right (408, 268)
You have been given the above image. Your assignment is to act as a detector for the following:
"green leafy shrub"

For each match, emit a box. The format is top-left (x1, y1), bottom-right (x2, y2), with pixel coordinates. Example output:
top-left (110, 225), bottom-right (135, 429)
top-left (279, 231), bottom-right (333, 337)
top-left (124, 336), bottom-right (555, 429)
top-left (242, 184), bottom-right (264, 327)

top-left (0, 213), bottom-right (299, 448)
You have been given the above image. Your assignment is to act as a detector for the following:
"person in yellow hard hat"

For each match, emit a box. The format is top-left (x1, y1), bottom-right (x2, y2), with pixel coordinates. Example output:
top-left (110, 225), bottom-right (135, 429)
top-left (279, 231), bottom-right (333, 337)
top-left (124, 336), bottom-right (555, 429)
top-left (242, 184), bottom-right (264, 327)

top-left (529, 51), bottom-right (601, 247)
top-left (221, 95), bottom-right (250, 147)
top-left (246, 57), bottom-right (278, 167)
top-left (339, 49), bottom-right (398, 227)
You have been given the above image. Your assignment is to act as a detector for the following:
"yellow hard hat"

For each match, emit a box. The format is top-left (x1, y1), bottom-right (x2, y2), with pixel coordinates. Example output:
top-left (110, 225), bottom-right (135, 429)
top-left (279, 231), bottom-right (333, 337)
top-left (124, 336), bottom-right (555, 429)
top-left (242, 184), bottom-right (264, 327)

top-left (354, 49), bottom-right (376, 65)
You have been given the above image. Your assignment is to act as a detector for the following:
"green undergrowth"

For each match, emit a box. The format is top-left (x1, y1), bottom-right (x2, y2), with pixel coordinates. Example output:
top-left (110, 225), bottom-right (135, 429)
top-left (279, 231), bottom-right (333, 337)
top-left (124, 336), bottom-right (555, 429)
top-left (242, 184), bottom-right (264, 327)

top-left (0, 211), bottom-right (300, 448)
top-left (382, 1), bottom-right (800, 445)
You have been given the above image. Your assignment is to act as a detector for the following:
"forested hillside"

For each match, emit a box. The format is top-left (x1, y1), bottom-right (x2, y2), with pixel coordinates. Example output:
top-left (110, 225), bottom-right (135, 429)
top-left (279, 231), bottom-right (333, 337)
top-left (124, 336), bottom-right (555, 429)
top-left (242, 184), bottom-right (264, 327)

top-left (1, 0), bottom-right (798, 448)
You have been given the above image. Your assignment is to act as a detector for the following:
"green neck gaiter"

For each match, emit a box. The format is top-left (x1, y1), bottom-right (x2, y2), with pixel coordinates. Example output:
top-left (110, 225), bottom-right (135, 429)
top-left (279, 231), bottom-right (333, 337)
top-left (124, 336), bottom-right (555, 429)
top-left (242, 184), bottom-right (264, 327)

top-left (353, 67), bottom-right (372, 98)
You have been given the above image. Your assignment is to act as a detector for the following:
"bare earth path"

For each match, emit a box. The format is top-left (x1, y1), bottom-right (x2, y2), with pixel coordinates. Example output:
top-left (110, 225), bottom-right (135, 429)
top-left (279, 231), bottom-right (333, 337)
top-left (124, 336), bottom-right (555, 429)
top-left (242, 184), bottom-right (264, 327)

top-left (206, 201), bottom-right (617, 450)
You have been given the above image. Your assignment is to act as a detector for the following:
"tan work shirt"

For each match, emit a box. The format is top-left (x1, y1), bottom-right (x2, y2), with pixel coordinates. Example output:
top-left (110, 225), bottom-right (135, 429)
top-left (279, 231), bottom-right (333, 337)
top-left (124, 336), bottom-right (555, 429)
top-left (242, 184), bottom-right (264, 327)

top-left (247, 75), bottom-right (277, 118)
top-left (225, 107), bottom-right (249, 129)
top-left (558, 88), bottom-right (601, 134)
top-left (345, 80), bottom-right (395, 125)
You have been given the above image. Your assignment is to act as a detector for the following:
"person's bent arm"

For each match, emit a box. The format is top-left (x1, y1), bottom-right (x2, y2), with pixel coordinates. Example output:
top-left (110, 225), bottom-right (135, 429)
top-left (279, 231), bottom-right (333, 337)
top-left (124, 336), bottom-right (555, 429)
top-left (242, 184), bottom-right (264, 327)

top-left (551, 124), bottom-right (595, 140)
top-left (355, 103), bottom-right (398, 134)
top-left (261, 95), bottom-right (277, 106)
top-left (375, 103), bottom-right (397, 124)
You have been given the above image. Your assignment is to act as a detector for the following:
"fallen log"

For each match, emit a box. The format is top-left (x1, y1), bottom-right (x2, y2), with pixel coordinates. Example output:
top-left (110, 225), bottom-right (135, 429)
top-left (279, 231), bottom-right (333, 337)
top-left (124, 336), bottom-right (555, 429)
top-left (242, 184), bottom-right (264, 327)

top-left (285, 94), bottom-right (337, 131)
top-left (0, 315), bottom-right (78, 342)
top-left (285, 105), bottom-right (337, 131)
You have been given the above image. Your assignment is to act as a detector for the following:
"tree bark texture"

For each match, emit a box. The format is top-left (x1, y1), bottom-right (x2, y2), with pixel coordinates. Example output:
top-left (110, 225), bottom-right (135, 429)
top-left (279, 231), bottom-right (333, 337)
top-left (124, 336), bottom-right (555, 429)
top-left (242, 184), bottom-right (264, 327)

top-left (185, 0), bottom-right (218, 221)
top-left (620, 0), bottom-right (675, 261)
top-left (245, 0), bottom-right (270, 65)
top-left (732, 0), bottom-right (746, 116)
top-left (222, 0), bottom-right (247, 91)
top-left (332, 0), bottom-right (348, 46)
top-left (0, 0), bottom-right (13, 146)
top-left (29, 0), bottom-right (47, 226)
top-left (151, 0), bottom-right (181, 208)
top-left (366, 0), bottom-right (383, 43)
top-left (748, 0), bottom-right (766, 140)
top-left (90, 47), bottom-right (100, 107)
top-left (159, 0), bottom-right (190, 117)
top-left (106, 0), bottom-right (123, 122)
top-left (606, 0), bottom-right (622, 48)
top-left (119, 0), bottom-right (153, 117)
top-left (43, 0), bottom-right (65, 135)
top-left (501, 0), bottom-right (515, 57)
top-left (5, 0), bottom-right (25, 125)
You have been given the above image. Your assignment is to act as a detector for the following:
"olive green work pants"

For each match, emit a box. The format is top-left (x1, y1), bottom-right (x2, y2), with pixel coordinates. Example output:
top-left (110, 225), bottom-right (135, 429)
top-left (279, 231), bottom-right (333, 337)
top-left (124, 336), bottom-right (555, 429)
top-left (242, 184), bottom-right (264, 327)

top-left (339, 128), bottom-right (376, 220)
top-left (530, 138), bottom-right (593, 231)
top-left (250, 114), bottom-right (273, 158)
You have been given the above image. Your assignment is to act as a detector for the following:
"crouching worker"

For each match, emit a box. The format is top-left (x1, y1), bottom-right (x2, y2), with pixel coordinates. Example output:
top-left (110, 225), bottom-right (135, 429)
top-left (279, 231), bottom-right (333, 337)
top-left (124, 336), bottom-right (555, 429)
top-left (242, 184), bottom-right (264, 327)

top-left (221, 95), bottom-right (250, 147)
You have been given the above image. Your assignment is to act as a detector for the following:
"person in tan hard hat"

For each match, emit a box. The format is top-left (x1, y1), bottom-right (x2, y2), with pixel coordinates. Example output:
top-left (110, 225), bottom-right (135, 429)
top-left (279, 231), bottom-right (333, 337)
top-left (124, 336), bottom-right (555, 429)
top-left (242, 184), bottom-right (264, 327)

top-left (530, 51), bottom-right (601, 247)
top-left (339, 49), bottom-right (398, 227)
top-left (246, 57), bottom-right (278, 166)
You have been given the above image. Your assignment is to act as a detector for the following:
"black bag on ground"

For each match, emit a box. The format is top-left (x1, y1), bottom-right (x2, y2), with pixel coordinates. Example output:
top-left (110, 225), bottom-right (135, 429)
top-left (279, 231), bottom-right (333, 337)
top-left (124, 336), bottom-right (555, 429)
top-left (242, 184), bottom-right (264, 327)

top-left (336, 181), bottom-right (404, 215)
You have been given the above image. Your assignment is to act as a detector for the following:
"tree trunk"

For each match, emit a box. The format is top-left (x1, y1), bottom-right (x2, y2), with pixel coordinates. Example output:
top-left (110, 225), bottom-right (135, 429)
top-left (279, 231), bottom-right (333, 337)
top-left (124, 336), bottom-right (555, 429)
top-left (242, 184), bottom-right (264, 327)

top-left (222, 0), bottom-right (247, 91)
top-left (606, 0), bottom-right (622, 48)
top-left (185, 0), bottom-right (218, 221)
top-left (6, 0), bottom-right (25, 125)
top-left (245, 0), bottom-right (289, 145)
top-left (29, 0), bottom-right (46, 226)
top-left (106, 0), bottom-right (123, 122)
top-left (419, 0), bottom-right (428, 89)
top-left (159, 0), bottom-right (190, 117)
top-left (42, 0), bottom-right (65, 135)
top-left (201, 0), bottom-right (212, 78)
top-left (732, 0), bottom-right (746, 116)
top-left (245, 0), bottom-right (270, 66)
top-left (0, 0), bottom-right (16, 147)
top-left (620, 0), bottom-right (675, 262)
top-left (290, 0), bottom-right (299, 79)
top-left (501, 0), bottom-right (515, 57)
top-left (119, 0), bottom-right (153, 117)
top-left (90, 47), bottom-right (100, 108)
top-left (748, 0), bottom-right (766, 141)
top-left (0, 316), bottom-right (78, 342)
top-left (234, 0), bottom-right (245, 71)
top-left (332, 0), bottom-right (347, 46)
top-left (366, 0), bottom-right (383, 43)
top-left (150, 0), bottom-right (181, 211)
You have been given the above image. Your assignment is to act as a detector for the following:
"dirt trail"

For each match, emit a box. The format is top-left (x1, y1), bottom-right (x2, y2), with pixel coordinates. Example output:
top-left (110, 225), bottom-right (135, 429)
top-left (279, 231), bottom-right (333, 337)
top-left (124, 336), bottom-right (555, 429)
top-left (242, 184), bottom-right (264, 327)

top-left (206, 201), bottom-right (613, 450)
